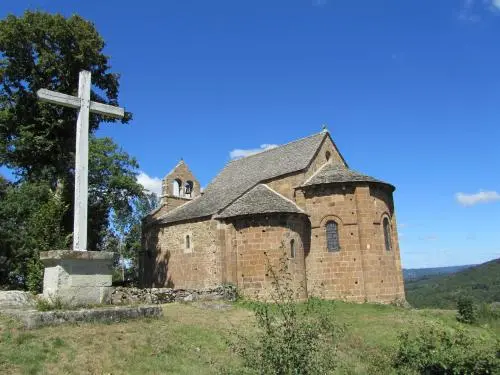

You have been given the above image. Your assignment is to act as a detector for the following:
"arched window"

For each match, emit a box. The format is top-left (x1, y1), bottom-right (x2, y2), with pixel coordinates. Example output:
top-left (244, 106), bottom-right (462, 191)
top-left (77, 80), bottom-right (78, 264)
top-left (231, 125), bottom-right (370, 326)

top-left (383, 217), bottom-right (392, 251)
top-left (326, 221), bottom-right (340, 252)
top-left (185, 235), bottom-right (191, 250)
top-left (172, 179), bottom-right (182, 197)
top-left (290, 239), bottom-right (296, 258)
top-left (185, 180), bottom-right (194, 197)
top-left (325, 151), bottom-right (331, 161)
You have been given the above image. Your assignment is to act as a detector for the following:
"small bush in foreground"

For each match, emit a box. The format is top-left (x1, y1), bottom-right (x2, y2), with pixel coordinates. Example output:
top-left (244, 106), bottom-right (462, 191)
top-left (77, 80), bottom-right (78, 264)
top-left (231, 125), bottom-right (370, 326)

top-left (230, 252), bottom-right (345, 375)
top-left (456, 295), bottom-right (477, 324)
top-left (393, 321), bottom-right (499, 375)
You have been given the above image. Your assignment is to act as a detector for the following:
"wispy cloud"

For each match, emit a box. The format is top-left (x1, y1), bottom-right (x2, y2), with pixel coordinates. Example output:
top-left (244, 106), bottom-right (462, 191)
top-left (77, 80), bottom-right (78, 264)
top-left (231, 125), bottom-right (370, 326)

top-left (458, 0), bottom-right (500, 22)
top-left (137, 171), bottom-right (162, 196)
top-left (229, 144), bottom-right (279, 160)
top-left (455, 190), bottom-right (500, 206)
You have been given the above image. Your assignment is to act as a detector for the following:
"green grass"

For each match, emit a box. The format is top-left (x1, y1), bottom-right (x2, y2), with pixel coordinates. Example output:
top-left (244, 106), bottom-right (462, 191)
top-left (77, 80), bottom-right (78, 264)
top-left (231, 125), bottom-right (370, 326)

top-left (0, 301), bottom-right (497, 374)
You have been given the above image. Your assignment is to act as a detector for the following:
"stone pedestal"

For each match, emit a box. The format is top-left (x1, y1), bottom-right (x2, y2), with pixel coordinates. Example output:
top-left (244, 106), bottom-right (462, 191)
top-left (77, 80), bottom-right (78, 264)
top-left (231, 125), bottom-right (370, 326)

top-left (40, 250), bottom-right (116, 306)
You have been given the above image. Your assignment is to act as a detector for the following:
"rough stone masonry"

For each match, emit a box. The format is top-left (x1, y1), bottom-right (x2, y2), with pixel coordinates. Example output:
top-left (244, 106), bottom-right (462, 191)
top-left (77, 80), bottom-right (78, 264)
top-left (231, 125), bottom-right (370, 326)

top-left (141, 130), bottom-right (406, 303)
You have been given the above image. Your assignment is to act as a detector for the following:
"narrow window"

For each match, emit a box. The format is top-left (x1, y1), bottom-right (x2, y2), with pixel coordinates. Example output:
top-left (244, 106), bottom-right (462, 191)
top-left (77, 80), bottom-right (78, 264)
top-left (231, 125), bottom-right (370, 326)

top-left (326, 221), bottom-right (340, 252)
top-left (290, 239), bottom-right (296, 258)
top-left (325, 151), bottom-right (331, 161)
top-left (186, 235), bottom-right (190, 250)
top-left (383, 217), bottom-right (392, 251)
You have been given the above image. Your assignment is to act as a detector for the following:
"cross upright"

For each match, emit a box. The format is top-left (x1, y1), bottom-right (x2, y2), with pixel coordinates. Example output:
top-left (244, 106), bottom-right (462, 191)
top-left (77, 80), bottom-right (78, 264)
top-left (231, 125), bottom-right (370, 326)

top-left (37, 70), bottom-right (125, 251)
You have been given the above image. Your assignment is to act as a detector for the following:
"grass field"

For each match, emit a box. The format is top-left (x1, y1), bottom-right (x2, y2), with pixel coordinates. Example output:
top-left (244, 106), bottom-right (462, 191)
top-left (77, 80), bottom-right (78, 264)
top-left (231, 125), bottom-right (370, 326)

top-left (0, 301), bottom-right (497, 375)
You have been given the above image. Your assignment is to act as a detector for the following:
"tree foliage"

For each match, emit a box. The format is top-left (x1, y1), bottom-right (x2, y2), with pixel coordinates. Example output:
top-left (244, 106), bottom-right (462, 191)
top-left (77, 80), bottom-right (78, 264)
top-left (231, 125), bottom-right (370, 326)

top-left (405, 259), bottom-right (500, 309)
top-left (0, 180), bottom-right (68, 290)
top-left (0, 11), bottom-right (129, 181)
top-left (394, 322), bottom-right (499, 374)
top-left (0, 11), bottom-right (146, 289)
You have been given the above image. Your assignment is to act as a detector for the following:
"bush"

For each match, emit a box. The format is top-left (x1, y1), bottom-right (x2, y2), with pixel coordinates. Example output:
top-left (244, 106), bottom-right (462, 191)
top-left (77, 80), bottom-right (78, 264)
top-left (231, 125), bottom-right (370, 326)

top-left (229, 253), bottom-right (345, 375)
top-left (456, 295), bottom-right (477, 324)
top-left (35, 296), bottom-right (68, 311)
top-left (393, 321), bottom-right (500, 374)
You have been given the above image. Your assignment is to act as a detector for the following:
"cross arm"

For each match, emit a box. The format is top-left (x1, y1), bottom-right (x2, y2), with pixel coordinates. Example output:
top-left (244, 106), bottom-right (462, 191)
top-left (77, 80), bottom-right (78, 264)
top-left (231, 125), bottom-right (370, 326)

top-left (37, 88), bottom-right (125, 119)
top-left (37, 89), bottom-right (80, 109)
top-left (89, 101), bottom-right (124, 119)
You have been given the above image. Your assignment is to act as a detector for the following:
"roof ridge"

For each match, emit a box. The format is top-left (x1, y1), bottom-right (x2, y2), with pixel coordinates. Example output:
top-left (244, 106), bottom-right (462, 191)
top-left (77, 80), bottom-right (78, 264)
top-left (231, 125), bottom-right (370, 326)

top-left (301, 160), bottom-right (331, 187)
top-left (164, 159), bottom-right (185, 179)
top-left (229, 130), bottom-right (327, 163)
top-left (260, 184), bottom-right (306, 214)
top-left (156, 195), bottom-right (199, 221)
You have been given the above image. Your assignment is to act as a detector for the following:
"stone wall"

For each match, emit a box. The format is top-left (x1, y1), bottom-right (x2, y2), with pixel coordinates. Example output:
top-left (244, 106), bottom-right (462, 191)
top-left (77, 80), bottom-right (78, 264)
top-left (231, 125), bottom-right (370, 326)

top-left (141, 219), bottom-right (222, 289)
top-left (356, 186), bottom-right (405, 302)
top-left (303, 184), bottom-right (366, 301)
top-left (302, 183), bottom-right (405, 302)
top-left (228, 214), bottom-right (309, 300)
top-left (111, 285), bottom-right (238, 305)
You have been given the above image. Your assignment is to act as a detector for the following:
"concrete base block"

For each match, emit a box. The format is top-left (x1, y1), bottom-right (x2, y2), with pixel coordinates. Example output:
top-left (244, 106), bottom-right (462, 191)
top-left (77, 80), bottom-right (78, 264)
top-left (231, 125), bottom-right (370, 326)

top-left (40, 250), bottom-right (116, 306)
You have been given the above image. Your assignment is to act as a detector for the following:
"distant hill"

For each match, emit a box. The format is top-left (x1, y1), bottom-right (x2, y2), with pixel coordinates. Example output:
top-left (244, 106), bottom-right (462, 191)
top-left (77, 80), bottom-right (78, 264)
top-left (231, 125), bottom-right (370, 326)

top-left (405, 258), bottom-right (500, 309)
top-left (403, 265), bottom-right (473, 281)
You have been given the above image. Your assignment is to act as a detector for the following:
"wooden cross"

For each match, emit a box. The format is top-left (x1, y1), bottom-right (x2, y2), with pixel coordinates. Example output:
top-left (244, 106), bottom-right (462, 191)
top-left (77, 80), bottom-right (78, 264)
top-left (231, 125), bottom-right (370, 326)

top-left (37, 70), bottom-right (125, 251)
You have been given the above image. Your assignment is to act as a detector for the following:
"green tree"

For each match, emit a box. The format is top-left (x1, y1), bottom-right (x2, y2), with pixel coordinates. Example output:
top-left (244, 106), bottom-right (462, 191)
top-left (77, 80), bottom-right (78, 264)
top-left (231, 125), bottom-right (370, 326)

top-left (88, 137), bottom-right (144, 251)
top-left (0, 11), bottom-right (134, 243)
top-left (0, 181), bottom-right (68, 290)
top-left (111, 191), bottom-right (159, 283)
top-left (0, 11), bottom-right (143, 254)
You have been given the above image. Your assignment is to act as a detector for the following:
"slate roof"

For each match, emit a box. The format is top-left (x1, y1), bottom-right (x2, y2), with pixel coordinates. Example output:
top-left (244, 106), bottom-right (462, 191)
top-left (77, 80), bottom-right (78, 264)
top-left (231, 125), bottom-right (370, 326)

top-left (214, 184), bottom-right (305, 219)
top-left (156, 131), bottom-right (329, 224)
top-left (301, 162), bottom-right (395, 191)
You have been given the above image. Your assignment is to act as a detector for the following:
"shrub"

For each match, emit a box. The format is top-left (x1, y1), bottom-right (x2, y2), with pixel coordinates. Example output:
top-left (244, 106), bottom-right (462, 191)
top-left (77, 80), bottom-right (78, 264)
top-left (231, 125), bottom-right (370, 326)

top-left (35, 296), bottom-right (68, 311)
top-left (229, 252), bottom-right (345, 375)
top-left (477, 302), bottom-right (500, 325)
top-left (393, 321), bottom-right (500, 374)
top-left (456, 295), bottom-right (477, 324)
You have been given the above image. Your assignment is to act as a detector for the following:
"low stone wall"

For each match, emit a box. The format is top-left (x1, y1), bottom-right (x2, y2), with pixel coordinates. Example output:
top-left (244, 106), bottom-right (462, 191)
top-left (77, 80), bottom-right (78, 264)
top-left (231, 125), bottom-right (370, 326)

top-left (18, 305), bottom-right (162, 329)
top-left (111, 285), bottom-right (238, 305)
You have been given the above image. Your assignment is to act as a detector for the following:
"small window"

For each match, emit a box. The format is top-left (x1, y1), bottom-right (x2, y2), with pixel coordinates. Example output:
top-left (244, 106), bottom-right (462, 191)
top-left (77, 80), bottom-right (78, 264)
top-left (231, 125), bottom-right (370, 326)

top-left (326, 221), bottom-right (340, 252)
top-left (290, 239), bottom-right (296, 258)
top-left (185, 235), bottom-right (190, 250)
top-left (383, 217), bottom-right (392, 251)
top-left (325, 151), bottom-right (331, 161)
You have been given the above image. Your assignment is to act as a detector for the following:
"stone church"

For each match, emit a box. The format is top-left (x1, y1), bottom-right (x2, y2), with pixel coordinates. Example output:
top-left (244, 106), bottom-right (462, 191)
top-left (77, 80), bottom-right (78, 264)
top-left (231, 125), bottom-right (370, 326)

top-left (140, 130), bottom-right (405, 303)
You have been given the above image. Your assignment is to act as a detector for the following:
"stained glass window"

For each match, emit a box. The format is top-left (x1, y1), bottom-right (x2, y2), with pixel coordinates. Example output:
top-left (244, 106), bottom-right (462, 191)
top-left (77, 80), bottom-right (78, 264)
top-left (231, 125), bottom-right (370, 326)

top-left (326, 221), bottom-right (339, 252)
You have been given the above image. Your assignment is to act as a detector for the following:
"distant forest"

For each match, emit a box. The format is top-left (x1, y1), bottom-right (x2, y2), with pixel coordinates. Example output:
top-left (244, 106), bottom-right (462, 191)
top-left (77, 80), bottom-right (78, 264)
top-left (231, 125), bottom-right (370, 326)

top-left (404, 258), bottom-right (500, 309)
top-left (403, 264), bottom-right (473, 281)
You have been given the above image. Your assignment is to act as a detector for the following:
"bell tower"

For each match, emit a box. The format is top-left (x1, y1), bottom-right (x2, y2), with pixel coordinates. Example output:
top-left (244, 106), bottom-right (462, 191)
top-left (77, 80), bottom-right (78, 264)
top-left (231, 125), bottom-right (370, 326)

top-left (160, 159), bottom-right (200, 212)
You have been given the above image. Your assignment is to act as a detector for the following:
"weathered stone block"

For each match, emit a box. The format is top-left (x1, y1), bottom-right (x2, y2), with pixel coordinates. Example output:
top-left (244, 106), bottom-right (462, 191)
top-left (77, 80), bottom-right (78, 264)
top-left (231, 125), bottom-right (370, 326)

top-left (40, 250), bottom-right (116, 306)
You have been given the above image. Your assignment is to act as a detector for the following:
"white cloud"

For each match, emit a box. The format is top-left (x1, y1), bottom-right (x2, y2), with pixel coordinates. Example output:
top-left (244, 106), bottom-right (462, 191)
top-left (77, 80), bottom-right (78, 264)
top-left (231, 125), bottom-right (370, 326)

top-left (137, 171), bottom-right (162, 196)
top-left (229, 144), bottom-right (279, 160)
top-left (455, 190), bottom-right (500, 206)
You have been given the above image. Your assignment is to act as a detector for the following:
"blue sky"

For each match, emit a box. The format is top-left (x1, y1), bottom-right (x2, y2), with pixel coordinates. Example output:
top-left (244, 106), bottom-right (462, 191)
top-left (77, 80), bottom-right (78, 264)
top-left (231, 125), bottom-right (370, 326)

top-left (1, 0), bottom-right (499, 268)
